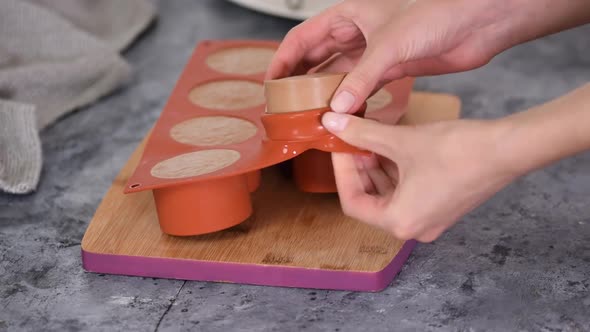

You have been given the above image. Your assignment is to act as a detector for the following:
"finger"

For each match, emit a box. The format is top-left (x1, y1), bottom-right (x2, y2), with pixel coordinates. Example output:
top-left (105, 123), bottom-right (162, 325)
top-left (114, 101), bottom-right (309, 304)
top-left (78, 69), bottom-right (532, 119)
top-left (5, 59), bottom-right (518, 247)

top-left (332, 152), bottom-right (365, 194)
top-left (332, 153), bottom-right (386, 224)
top-left (395, 43), bottom-right (491, 77)
top-left (353, 154), bottom-right (377, 194)
top-left (289, 48), bottom-right (345, 77)
top-left (311, 49), bottom-right (360, 73)
top-left (313, 53), bottom-right (392, 98)
top-left (290, 43), bottom-right (344, 77)
top-left (415, 227), bottom-right (446, 243)
top-left (378, 157), bottom-right (399, 186)
top-left (360, 154), bottom-right (394, 195)
top-left (265, 11), bottom-right (335, 80)
top-left (329, 43), bottom-right (393, 113)
top-left (322, 112), bottom-right (401, 158)
top-left (270, 24), bottom-right (367, 78)
top-left (302, 39), bottom-right (362, 74)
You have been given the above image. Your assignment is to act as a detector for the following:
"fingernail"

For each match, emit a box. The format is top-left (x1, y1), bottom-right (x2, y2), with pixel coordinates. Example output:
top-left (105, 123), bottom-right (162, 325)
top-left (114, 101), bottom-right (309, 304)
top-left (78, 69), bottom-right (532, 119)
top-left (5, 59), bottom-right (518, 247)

top-left (322, 112), bottom-right (349, 132)
top-left (330, 91), bottom-right (355, 113)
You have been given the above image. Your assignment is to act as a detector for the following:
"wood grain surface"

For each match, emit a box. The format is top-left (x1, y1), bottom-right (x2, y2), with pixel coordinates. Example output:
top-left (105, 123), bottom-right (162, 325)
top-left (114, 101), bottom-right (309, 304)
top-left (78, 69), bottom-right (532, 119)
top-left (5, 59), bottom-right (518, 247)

top-left (82, 92), bottom-right (460, 273)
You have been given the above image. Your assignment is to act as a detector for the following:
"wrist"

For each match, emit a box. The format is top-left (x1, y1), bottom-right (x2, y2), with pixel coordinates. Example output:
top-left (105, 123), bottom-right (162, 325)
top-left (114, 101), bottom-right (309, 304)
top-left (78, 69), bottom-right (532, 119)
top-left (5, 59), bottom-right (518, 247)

top-left (500, 0), bottom-right (590, 47)
top-left (483, 118), bottom-right (529, 182)
top-left (491, 83), bottom-right (590, 180)
top-left (489, 116), bottom-right (533, 179)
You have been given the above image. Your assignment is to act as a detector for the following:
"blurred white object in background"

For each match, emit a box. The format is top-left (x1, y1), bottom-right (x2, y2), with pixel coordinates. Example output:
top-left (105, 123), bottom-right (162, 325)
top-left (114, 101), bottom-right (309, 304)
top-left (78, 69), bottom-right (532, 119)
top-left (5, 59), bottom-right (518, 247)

top-left (226, 0), bottom-right (339, 20)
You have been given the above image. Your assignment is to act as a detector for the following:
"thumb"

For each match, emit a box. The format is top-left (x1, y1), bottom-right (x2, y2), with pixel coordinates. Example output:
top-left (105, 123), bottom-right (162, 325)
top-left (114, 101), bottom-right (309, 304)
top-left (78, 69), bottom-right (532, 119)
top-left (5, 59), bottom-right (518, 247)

top-left (330, 46), bottom-right (390, 114)
top-left (322, 112), bottom-right (398, 158)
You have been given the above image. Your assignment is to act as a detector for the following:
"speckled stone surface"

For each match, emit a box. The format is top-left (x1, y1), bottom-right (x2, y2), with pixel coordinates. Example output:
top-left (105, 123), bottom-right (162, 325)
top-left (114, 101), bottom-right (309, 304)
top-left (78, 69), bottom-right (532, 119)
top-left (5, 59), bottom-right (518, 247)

top-left (1, 1), bottom-right (589, 331)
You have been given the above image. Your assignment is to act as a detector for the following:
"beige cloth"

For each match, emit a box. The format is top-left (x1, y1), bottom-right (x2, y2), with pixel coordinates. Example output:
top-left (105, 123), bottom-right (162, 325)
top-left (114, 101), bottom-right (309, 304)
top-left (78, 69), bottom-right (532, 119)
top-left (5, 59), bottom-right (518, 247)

top-left (0, 0), bottom-right (155, 194)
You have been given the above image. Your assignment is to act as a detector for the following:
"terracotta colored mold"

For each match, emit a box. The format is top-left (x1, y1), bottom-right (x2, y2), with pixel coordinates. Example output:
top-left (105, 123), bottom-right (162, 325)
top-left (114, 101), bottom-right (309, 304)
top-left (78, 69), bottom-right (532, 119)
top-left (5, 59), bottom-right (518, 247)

top-left (260, 103), bottom-right (366, 193)
top-left (263, 72), bottom-right (374, 193)
top-left (124, 40), bottom-right (415, 236)
top-left (153, 175), bottom-right (252, 236)
top-left (292, 150), bottom-right (337, 193)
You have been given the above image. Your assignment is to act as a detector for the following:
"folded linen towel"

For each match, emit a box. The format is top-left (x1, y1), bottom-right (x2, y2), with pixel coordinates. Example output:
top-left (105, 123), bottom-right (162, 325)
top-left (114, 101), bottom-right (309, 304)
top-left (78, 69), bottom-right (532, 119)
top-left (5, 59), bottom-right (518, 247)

top-left (0, 0), bottom-right (155, 194)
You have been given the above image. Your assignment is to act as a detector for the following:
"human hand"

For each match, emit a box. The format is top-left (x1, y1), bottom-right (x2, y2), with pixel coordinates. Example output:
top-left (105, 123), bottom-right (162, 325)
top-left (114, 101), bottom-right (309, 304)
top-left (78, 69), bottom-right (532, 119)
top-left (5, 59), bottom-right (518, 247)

top-left (320, 82), bottom-right (590, 242)
top-left (321, 112), bottom-right (516, 242)
top-left (266, 0), bottom-right (513, 114)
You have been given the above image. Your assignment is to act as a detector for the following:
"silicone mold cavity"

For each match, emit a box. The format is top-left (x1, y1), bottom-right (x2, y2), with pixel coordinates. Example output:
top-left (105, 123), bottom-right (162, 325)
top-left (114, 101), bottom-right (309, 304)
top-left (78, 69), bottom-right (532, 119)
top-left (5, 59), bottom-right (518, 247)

top-left (125, 40), bottom-right (415, 236)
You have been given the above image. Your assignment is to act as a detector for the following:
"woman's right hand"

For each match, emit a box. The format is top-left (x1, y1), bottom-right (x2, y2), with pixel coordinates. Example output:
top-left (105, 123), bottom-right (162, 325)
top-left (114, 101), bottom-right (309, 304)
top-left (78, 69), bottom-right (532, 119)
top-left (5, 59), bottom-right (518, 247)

top-left (266, 0), bottom-right (515, 114)
top-left (320, 82), bottom-right (590, 242)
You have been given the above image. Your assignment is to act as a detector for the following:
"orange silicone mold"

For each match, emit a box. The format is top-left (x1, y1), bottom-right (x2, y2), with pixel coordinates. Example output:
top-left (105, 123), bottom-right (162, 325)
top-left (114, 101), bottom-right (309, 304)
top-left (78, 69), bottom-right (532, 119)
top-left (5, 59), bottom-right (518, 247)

top-left (124, 40), bottom-right (415, 236)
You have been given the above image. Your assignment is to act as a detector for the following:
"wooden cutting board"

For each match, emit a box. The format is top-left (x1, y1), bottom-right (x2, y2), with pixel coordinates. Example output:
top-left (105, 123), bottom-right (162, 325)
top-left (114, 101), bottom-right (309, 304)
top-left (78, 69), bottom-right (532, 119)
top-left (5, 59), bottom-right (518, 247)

top-left (81, 91), bottom-right (461, 292)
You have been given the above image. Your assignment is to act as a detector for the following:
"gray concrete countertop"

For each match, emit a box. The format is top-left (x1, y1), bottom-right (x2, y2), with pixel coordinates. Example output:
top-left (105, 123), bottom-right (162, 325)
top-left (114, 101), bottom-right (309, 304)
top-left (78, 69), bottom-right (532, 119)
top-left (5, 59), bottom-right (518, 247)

top-left (1, 1), bottom-right (589, 331)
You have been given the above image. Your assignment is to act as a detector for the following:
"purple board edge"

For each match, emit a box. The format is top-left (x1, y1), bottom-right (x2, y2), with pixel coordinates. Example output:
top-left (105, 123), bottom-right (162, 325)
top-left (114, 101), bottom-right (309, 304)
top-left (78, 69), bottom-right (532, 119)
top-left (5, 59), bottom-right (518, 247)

top-left (81, 240), bottom-right (416, 292)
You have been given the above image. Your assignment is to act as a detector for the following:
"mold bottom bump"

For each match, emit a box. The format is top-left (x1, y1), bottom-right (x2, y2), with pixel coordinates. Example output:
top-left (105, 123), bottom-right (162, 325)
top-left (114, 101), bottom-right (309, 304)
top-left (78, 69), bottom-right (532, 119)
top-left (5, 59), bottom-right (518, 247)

top-left (152, 175), bottom-right (253, 236)
top-left (292, 150), bottom-right (337, 193)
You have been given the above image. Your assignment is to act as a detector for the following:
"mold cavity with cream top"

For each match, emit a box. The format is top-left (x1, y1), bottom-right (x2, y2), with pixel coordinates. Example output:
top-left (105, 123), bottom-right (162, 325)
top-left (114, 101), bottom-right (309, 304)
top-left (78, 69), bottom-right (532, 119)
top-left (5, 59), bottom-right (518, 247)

top-left (151, 149), bottom-right (241, 179)
top-left (189, 80), bottom-right (264, 110)
top-left (206, 47), bottom-right (275, 75)
top-left (366, 89), bottom-right (393, 113)
top-left (171, 116), bottom-right (258, 146)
